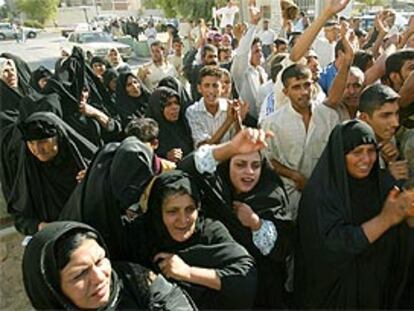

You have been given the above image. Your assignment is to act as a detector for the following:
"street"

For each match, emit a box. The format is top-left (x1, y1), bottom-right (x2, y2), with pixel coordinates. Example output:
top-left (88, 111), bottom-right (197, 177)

top-left (0, 30), bottom-right (149, 71)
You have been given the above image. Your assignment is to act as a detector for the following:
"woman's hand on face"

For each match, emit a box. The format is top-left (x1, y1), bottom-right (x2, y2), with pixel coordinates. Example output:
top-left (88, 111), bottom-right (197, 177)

top-left (233, 201), bottom-right (261, 231)
top-left (166, 148), bottom-right (183, 162)
top-left (154, 252), bottom-right (191, 282)
top-left (230, 128), bottom-right (274, 154)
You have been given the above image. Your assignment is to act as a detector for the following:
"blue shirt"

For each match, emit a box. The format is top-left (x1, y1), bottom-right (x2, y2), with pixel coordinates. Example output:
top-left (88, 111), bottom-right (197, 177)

top-left (319, 62), bottom-right (338, 95)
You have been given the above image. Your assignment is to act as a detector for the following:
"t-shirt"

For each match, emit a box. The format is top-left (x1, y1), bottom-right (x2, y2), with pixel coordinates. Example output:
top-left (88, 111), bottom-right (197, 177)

top-left (216, 6), bottom-right (239, 28)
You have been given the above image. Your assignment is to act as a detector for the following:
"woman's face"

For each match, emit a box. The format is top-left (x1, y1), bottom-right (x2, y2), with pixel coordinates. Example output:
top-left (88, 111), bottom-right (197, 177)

top-left (162, 193), bottom-right (198, 242)
top-left (27, 136), bottom-right (59, 162)
top-left (229, 152), bottom-right (262, 194)
top-left (108, 50), bottom-right (120, 64)
top-left (108, 78), bottom-right (117, 92)
top-left (38, 77), bottom-right (49, 90)
top-left (345, 144), bottom-right (377, 179)
top-left (162, 96), bottom-right (180, 122)
top-left (60, 239), bottom-right (111, 309)
top-left (221, 74), bottom-right (232, 99)
top-left (126, 75), bottom-right (141, 97)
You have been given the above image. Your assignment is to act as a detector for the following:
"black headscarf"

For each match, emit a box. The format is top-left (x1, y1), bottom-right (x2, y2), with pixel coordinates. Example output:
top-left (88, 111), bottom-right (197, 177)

top-left (158, 76), bottom-right (193, 109)
top-left (22, 221), bottom-right (122, 310)
top-left (294, 120), bottom-right (414, 308)
top-left (147, 86), bottom-right (193, 159)
top-left (103, 68), bottom-right (119, 94)
top-left (1, 52), bottom-right (31, 95)
top-left (8, 112), bottom-right (96, 235)
top-left (138, 170), bottom-right (257, 309)
top-left (60, 136), bottom-right (155, 260)
top-left (29, 66), bottom-right (52, 93)
top-left (115, 72), bottom-right (150, 127)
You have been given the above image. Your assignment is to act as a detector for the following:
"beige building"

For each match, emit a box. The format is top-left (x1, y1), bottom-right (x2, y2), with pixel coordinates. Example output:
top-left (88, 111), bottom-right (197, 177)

top-left (62, 0), bottom-right (142, 11)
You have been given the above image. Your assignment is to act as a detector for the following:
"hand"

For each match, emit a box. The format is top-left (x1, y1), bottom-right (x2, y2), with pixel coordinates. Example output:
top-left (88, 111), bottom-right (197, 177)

top-left (248, 0), bottom-right (263, 25)
top-left (379, 141), bottom-right (399, 163)
top-left (154, 253), bottom-right (191, 282)
top-left (325, 0), bottom-right (351, 16)
top-left (233, 201), bottom-right (261, 231)
top-left (76, 169), bottom-right (86, 183)
top-left (238, 99), bottom-right (249, 121)
top-left (79, 102), bottom-right (99, 118)
top-left (166, 148), bottom-right (183, 163)
top-left (38, 222), bottom-right (48, 231)
top-left (374, 11), bottom-right (389, 36)
top-left (291, 171), bottom-right (307, 191)
top-left (380, 187), bottom-right (413, 227)
top-left (233, 23), bottom-right (245, 41)
top-left (230, 128), bottom-right (274, 154)
top-left (138, 66), bottom-right (151, 80)
top-left (388, 160), bottom-right (409, 181)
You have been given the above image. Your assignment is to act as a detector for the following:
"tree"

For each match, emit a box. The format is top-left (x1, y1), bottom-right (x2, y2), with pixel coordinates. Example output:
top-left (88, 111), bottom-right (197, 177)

top-left (16, 0), bottom-right (59, 25)
top-left (151, 0), bottom-right (228, 20)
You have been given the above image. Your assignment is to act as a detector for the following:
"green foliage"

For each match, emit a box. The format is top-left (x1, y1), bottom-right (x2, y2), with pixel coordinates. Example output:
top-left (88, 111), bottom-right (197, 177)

top-left (359, 0), bottom-right (386, 6)
top-left (16, 0), bottom-right (59, 25)
top-left (151, 0), bottom-right (228, 20)
top-left (24, 19), bottom-right (44, 29)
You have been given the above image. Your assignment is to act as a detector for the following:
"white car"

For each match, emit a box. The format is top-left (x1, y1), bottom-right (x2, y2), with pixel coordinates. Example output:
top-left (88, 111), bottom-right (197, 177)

top-left (0, 22), bottom-right (39, 40)
top-left (65, 31), bottom-right (133, 61)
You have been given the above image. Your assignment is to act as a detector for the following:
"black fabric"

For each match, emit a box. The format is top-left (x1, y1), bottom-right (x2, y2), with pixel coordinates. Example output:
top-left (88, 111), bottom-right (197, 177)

top-left (294, 120), bottom-right (414, 309)
top-left (179, 153), bottom-right (295, 308)
top-left (133, 170), bottom-right (257, 310)
top-left (23, 221), bottom-right (197, 310)
top-left (8, 112), bottom-right (96, 235)
top-left (103, 68), bottom-right (119, 94)
top-left (60, 136), bottom-right (155, 260)
top-left (115, 72), bottom-right (150, 127)
top-left (147, 86), bottom-right (193, 159)
top-left (29, 66), bottom-right (52, 93)
top-left (1, 52), bottom-right (31, 95)
top-left (158, 76), bottom-right (193, 109)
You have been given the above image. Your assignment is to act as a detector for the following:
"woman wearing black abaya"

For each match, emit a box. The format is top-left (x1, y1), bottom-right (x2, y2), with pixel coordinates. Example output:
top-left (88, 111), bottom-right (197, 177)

top-left (178, 133), bottom-right (295, 308)
top-left (147, 86), bottom-right (193, 162)
top-left (115, 71), bottom-right (150, 127)
top-left (135, 170), bottom-right (257, 310)
top-left (294, 120), bottom-right (414, 309)
top-left (29, 66), bottom-right (52, 93)
top-left (8, 112), bottom-right (96, 235)
top-left (22, 221), bottom-right (197, 310)
top-left (158, 76), bottom-right (193, 109)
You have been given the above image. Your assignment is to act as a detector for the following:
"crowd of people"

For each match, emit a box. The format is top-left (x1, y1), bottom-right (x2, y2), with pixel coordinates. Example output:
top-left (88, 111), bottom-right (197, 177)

top-left (1, 0), bottom-right (414, 309)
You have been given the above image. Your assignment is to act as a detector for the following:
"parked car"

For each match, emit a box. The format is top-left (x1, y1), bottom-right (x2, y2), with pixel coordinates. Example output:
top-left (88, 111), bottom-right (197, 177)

top-left (61, 23), bottom-right (91, 38)
top-left (64, 31), bottom-right (133, 61)
top-left (0, 22), bottom-right (39, 40)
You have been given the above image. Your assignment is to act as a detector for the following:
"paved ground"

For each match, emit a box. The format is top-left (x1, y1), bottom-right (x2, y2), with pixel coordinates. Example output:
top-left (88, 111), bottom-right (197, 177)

top-left (0, 30), bottom-right (150, 71)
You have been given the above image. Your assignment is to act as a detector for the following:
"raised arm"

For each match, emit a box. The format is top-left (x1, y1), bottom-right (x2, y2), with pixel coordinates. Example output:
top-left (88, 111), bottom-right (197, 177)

top-left (290, 0), bottom-right (351, 62)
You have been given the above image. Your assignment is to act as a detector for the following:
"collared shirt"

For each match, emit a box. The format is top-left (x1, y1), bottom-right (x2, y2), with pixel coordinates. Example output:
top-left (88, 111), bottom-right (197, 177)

top-left (319, 62), bottom-right (338, 94)
top-left (142, 61), bottom-right (177, 92)
top-left (261, 102), bottom-right (338, 219)
top-left (257, 29), bottom-right (276, 45)
top-left (313, 36), bottom-right (336, 68)
top-left (185, 98), bottom-right (233, 147)
top-left (215, 5), bottom-right (239, 28)
top-left (231, 25), bottom-right (268, 119)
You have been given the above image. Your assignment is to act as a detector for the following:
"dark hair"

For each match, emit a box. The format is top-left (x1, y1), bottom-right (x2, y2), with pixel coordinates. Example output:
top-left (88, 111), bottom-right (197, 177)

top-left (150, 40), bottom-right (163, 49)
top-left (172, 36), bottom-right (183, 44)
top-left (353, 50), bottom-right (374, 72)
top-left (274, 38), bottom-right (288, 48)
top-left (334, 40), bottom-right (346, 58)
top-left (201, 44), bottom-right (217, 60)
top-left (55, 231), bottom-right (99, 271)
top-left (385, 49), bottom-right (414, 78)
top-left (124, 117), bottom-right (159, 142)
top-left (270, 53), bottom-right (288, 82)
top-left (198, 65), bottom-right (222, 85)
top-left (359, 84), bottom-right (400, 116)
top-left (252, 37), bottom-right (262, 47)
top-left (281, 64), bottom-right (312, 87)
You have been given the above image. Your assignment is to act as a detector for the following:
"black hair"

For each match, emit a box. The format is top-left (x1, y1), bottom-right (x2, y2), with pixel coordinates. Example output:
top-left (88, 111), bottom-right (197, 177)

top-left (281, 63), bottom-right (312, 87)
top-left (270, 53), bottom-right (288, 82)
top-left (334, 40), bottom-right (346, 59)
top-left (252, 37), bottom-right (262, 47)
top-left (124, 117), bottom-right (159, 142)
top-left (359, 84), bottom-right (400, 116)
top-left (353, 50), bottom-right (374, 72)
top-left (55, 231), bottom-right (99, 271)
top-left (201, 44), bottom-right (218, 60)
top-left (198, 65), bottom-right (222, 85)
top-left (150, 40), bottom-right (163, 49)
top-left (274, 38), bottom-right (288, 48)
top-left (385, 49), bottom-right (414, 78)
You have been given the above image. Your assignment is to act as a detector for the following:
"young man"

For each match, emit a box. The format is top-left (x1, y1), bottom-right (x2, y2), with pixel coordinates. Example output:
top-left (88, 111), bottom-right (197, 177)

top-left (257, 20), bottom-right (276, 59)
top-left (138, 41), bottom-right (177, 92)
top-left (359, 84), bottom-right (409, 181)
top-left (262, 64), bottom-right (338, 220)
top-left (185, 66), bottom-right (246, 148)
top-left (167, 37), bottom-right (189, 88)
top-left (215, 0), bottom-right (239, 30)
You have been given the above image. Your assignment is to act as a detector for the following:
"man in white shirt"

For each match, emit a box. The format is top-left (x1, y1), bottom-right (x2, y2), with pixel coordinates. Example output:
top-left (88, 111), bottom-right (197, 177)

top-left (215, 0), bottom-right (239, 29)
top-left (262, 64), bottom-right (338, 220)
top-left (186, 66), bottom-right (242, 147)
top-left (138, 41), bottom-right (177, 92)
top-left (312, 21), bottom-right (339, 68)
top-left (167, 37), bottom-right (189, 89)
top-left (144, 22), bottom-right (158, 47)
top-left (231, 5), bottom-right (268, 124)
top-left (257, 20), bottom-right (276, 59)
